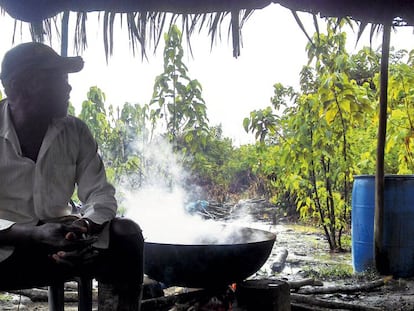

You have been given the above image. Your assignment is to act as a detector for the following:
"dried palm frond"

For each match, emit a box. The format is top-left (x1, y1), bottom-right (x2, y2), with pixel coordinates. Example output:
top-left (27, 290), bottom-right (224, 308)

top-left (291, 10), bottom-right (315, 46)
top-left (10, 9), bottom-right (253, 59)
top-left (290, 10), bottom-right (392, 52)
top-left (74, 12), bottom-right (88, 53)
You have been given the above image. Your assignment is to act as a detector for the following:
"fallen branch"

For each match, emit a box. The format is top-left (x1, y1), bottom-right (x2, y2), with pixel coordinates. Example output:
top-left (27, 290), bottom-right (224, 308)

top-left (8, 288), bottom-right (79, 302)
top-left (288, 278), bottom-right (324, 291)
top-left (291, 302), bottom-right (340, 311)
top-left (291, 293), bottom-right (382, 311)
top-left (142, 289), bottom-right (208, 311)
top-left (271, 248), bottom-right (289, 273)
top-left (8, 287), bottom-right (98, 303)
top-left (298, 279), bottom-right (384, 295)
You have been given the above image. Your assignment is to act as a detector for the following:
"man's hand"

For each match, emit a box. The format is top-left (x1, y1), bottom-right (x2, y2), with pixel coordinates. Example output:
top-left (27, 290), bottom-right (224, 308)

top-left (51, 247), bottom-right (100, 267)
top-left (1, 219), bottom-right (100, 267)
top-left (66, 218), bottom-right (89, 240)
top-left (32, 222), bottom-right (97, 251)
top-left (73, 218), bottom-right (104, 235)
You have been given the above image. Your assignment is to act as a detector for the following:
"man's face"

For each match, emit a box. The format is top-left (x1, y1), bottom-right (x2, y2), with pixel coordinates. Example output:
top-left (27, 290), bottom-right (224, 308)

top-left (25, 69), bottom-right (72, 119)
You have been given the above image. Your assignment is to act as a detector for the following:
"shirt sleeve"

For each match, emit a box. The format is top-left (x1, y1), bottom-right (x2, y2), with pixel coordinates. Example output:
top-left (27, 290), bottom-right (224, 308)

top-left (0, 220), bottom-right (15, 231)
top-left (75, 119), bottom-right (117, 225)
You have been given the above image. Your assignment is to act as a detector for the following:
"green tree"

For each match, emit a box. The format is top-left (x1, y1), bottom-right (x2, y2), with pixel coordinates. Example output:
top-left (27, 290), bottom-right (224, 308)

top-left (185, 125), bottom-right (238, 202)
top-left (76, 87), bottom-right (150, 189)
top-left (245, 20), bottom-right (377, 251)
top-left (150, 25), bottom-right (210, 153)
top-left (78, 86), bottom-right (111, 155)
top-left (68, 102), bottom-right (76, 116)
top-left (104, 103), bottom-right (151, 188)
top-left (384, 50), bottom-right (414, 174)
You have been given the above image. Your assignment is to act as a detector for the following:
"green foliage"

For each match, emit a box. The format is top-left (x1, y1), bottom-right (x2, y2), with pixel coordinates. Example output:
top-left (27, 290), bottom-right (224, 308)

top-left (77, 87), bottom-right (152, 191)
top-left (301, 263), bottom-right (353, 280)
top-left (150, 25), bottom-right (210, 153)
top-left (73, 26), bottom-right (242, 204)
top-left (0, 293), bottom-right (11, 302)
top-left (244, 21), bottom-right (371, 250)
top-left (68, 102), bottom-right (76, 116)
top-left (243, 84), bottom-right (296, 144)
top-left (70, 19), bottom-right (414, 249)
top-left (385, 54), bottom-right (414, 173)
top-left (243, 19), bottom-right (414, 251)
top-left (187, 125), bottom-right (235, 202)
top-left (243, 107), bottom-right (278, 142)
top-left (79, 86), bottom-right (110, 151)
top-left (75, 86), bottom-right (244, 203)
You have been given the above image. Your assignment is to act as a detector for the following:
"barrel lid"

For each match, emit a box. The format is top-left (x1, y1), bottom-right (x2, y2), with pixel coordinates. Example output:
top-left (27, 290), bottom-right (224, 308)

top-left (354, 174), bottom-right (414, 179)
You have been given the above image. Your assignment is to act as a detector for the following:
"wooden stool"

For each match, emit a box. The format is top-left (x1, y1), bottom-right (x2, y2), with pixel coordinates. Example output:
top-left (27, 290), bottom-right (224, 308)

top-left (48, 277), bottom-right (93, 311)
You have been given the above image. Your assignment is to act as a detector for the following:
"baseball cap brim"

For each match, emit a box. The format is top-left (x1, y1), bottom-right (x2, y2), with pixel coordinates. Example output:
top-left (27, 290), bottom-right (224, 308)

top-left (38, 55), bottom-right (84, 74)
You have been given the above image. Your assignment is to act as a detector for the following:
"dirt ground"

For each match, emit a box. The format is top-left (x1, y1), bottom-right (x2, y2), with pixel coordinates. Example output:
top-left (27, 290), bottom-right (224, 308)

top-left (260, 221), bottom-right (414, 311)
top-left (2, 220), bottom-right (414, 310)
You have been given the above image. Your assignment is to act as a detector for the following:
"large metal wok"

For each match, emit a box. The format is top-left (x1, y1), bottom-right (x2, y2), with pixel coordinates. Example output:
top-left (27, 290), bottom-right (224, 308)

top-left (144, 226), bottom-right (276, 288)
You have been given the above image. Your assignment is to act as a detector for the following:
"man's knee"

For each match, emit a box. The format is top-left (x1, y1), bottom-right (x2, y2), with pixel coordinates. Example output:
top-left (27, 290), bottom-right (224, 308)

top-left (111, 217), bottom-right (142, 236)
top-left (96, 218), bottom-right (144, 285)
top-left (110, 218), bottom-right (144, 249)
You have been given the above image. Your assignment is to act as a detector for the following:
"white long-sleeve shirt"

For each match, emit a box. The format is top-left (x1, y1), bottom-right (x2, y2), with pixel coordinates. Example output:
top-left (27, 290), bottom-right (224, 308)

top-left (0, 99), bottom-right (117, 262)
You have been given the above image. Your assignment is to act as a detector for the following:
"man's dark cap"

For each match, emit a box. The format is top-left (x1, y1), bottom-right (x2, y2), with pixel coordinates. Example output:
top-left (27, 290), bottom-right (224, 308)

top-left (0, 42), bottom-right (84, 82)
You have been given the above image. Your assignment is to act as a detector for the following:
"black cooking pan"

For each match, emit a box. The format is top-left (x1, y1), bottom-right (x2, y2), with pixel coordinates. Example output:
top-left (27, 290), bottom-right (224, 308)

top-left (144, 226), bottom-right (276, 288)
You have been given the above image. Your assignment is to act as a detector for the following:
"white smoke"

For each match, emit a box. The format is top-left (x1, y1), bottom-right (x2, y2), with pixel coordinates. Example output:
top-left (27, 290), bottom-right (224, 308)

top-left (118, 138), bottom-right (270, 244)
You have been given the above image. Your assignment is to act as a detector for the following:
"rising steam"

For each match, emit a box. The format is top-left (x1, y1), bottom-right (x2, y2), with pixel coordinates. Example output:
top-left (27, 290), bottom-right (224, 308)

top-left (119, 138), bottom-right (269, 244)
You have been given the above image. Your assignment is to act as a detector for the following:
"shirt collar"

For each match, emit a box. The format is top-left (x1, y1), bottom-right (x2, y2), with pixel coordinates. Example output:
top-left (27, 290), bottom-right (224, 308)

top-left (0, 99), bottom-right (70, 154)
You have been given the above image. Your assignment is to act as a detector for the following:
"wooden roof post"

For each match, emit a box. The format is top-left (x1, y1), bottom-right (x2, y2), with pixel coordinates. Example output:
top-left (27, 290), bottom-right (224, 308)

top-left (60, 10), bottom-right (69, 57)
top-left (374, 21), bottom-right (391, 273)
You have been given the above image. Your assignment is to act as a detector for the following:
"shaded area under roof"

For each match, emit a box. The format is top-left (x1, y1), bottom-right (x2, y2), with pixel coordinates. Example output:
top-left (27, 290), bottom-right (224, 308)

top-left (0, 0), bottom-right (413, 277)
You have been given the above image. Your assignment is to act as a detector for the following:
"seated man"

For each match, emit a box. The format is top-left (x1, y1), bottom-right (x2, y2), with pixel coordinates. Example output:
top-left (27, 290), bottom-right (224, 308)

top-left (0, 42), bottom-right (143, 310)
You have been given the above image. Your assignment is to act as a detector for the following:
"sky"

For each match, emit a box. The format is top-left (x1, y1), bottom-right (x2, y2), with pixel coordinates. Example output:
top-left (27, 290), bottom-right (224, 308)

top-left (1, 4), bottom-right (414, 145)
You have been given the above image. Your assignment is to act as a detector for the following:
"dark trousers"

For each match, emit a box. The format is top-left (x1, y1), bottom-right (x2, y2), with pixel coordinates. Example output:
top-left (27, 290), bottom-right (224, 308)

top-left (0, 217), bottom-right (144, 291)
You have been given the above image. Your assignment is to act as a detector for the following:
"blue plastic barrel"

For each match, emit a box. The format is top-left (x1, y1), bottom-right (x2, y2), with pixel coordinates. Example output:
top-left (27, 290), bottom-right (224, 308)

top-left (352, 175), bottom-right (414, 277)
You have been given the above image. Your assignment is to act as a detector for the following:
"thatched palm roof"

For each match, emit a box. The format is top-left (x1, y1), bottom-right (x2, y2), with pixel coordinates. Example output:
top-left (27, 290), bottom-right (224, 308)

top-left (0, 0), bottom-right (413, 58)
top-left (1, 0), bottom-right (270, 58)
top-left (1, 0), bottom-right (414, 25)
